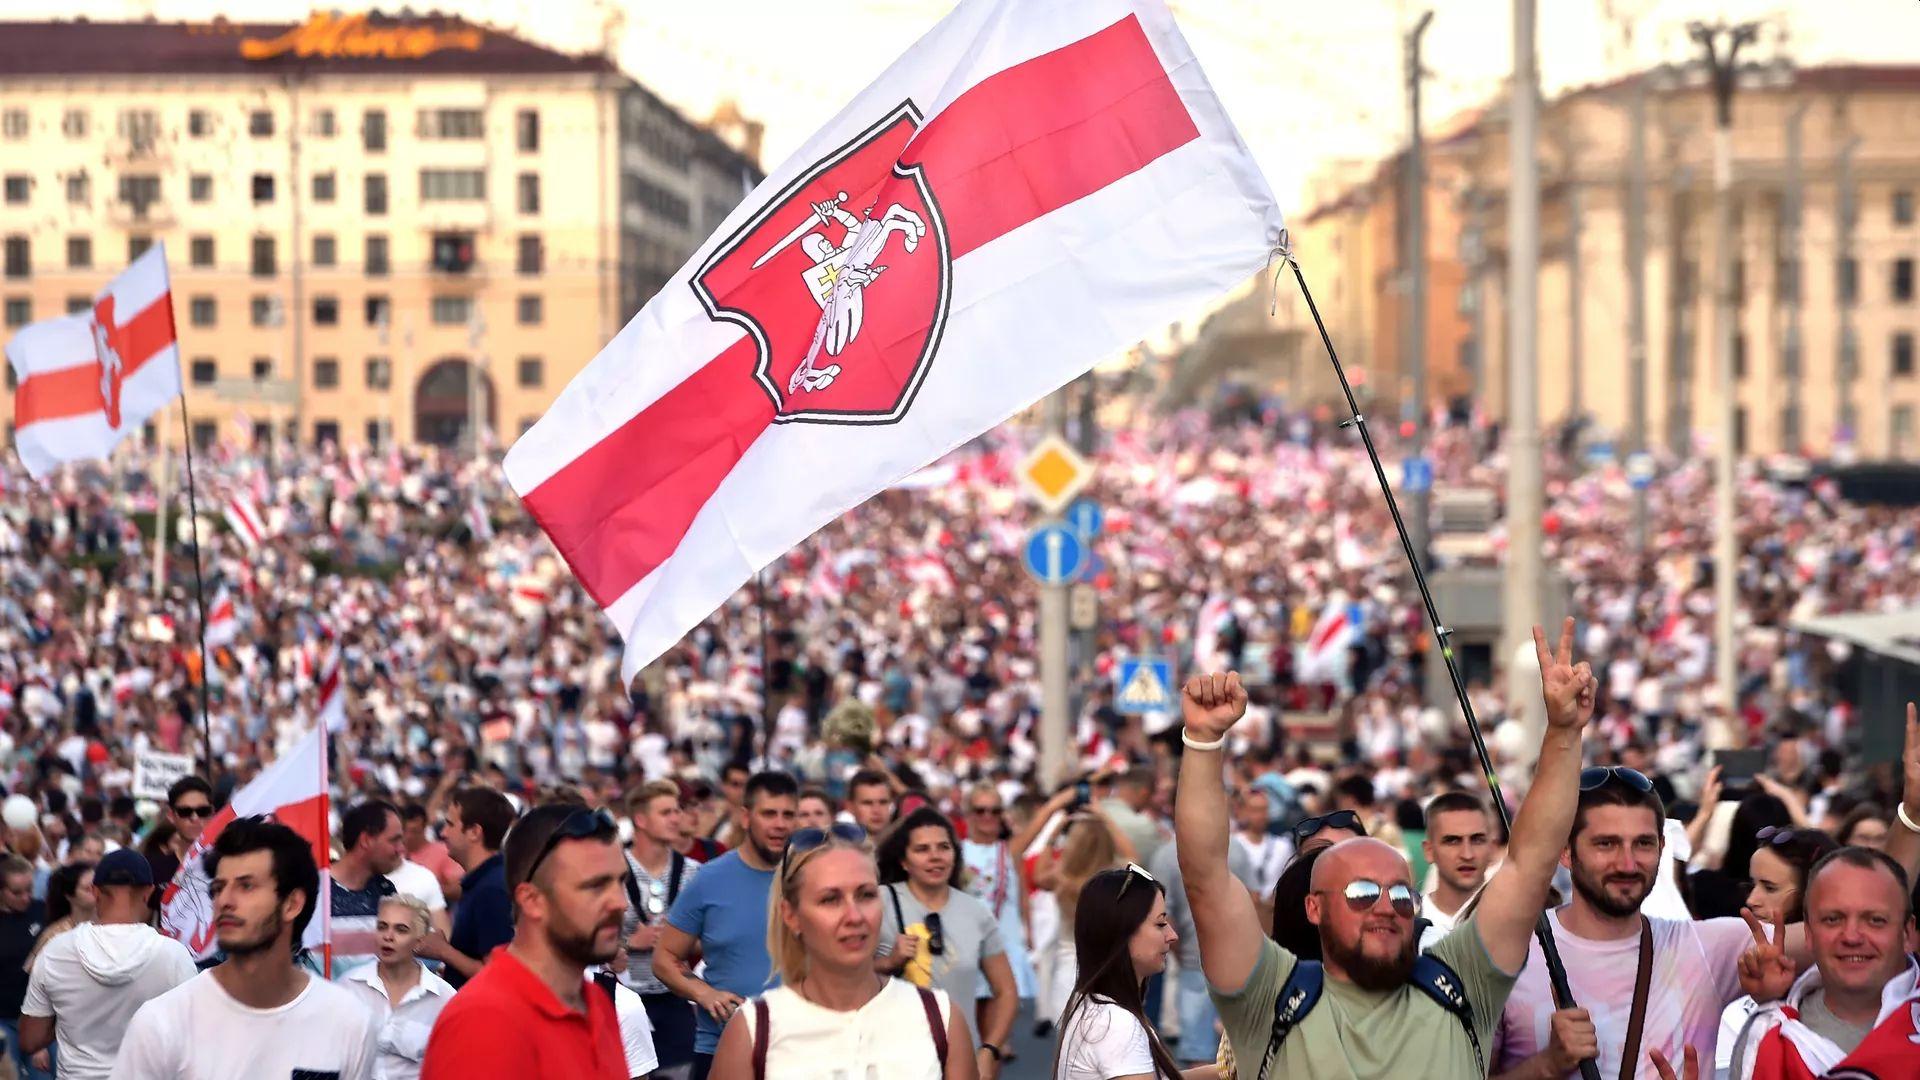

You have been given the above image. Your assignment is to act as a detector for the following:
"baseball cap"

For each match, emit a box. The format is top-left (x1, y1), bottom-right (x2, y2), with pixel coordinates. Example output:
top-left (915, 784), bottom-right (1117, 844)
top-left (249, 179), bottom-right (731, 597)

top-left (94, 848), bottom-right (155, 888)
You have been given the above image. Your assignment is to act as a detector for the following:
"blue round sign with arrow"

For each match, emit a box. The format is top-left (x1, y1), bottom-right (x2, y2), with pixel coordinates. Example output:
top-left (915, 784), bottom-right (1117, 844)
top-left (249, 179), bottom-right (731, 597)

top-left (1023, 524), bottom-right (1085, 585)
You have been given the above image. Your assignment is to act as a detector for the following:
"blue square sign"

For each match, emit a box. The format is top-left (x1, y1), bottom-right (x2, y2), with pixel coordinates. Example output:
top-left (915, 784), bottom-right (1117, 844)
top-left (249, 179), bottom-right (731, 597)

top-left (1114, 656), bottom-right (1175, 715)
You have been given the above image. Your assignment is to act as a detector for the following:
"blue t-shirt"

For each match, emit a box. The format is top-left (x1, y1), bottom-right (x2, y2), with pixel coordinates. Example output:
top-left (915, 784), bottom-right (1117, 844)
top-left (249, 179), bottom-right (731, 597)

top-left (665, 850), bottom-right (776, 1054)
top-left (449, 852), bottom-right (511, 988)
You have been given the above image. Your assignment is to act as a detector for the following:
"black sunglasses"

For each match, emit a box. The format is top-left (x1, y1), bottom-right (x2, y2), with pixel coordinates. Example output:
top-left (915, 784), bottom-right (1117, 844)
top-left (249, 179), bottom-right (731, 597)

top-left (1290, 809), bottom-right (1366, 844)
top-left (1579, 766), bottom-right (1654, 794)
top-left (781, 823), bottom-right (867, 875)
top-left (521, 808), bottom-right (618, 888)
top-left (925, 911), bottom-right (945, 957)
top-left (171, 804), bottom-right (216, 819)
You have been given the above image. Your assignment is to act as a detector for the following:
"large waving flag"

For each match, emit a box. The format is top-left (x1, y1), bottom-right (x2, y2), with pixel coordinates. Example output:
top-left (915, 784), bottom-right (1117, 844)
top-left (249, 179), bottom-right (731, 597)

top-left (158, 724), bottom-right (330, 964)
top-left (508, 0), bottom-right (1283, 678)
top-left (5, 244), bottom-right (181, 480)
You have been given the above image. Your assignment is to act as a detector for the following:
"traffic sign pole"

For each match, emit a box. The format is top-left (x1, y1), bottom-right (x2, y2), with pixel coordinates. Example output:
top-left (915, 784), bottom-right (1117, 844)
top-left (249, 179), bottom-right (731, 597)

top-left (1039, 392), bottom-right (1071, 790)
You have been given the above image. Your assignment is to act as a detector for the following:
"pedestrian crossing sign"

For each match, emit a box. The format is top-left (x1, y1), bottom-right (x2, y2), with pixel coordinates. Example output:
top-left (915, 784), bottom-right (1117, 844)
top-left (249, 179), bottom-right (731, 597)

top-left (1114, 656), bottom-right (1175, 715)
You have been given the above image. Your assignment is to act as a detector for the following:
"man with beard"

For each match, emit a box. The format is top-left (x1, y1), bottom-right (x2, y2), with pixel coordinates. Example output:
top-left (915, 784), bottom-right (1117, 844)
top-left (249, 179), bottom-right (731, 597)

top-left (654, 771), bottom-right (798, 1080)
top-left (1419, 791), bottom-right (1497, 951)
top-left (421, 803), bottom-right (631, 1079)
top-left (327, 799), bottom-right (402, 983)
top-left (114, 818), bottom-right (378, 1079)
top-left (1178, 620), bottom-right (1594, 1080)
top-left (1491, 767), bottom-right (1796, 1079)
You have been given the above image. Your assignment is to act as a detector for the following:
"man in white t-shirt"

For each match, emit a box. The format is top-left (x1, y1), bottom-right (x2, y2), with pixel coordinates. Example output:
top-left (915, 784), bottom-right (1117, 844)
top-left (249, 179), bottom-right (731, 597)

top-left (385, 857), bottom-right (451, 936)
top-left (1418, 791), bottom-right (1495, 952)
top-left (18, 849), bottom-right (196, 1080)
top-left (115, 817), bottom-right (379, 1080)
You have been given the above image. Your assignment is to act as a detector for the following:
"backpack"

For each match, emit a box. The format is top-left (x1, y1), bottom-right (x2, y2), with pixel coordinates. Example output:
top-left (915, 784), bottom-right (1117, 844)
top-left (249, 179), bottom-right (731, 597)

top-left (1249, 954), bottom-right (1483, 1080)
top-left (750, 985), bottom-right (949, 1080)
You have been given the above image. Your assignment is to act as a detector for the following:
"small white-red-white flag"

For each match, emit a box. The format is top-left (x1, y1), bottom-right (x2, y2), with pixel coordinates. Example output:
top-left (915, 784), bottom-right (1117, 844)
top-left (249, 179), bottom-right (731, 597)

top-left (5, 244), bottom-right (182, 480)
top-left (316, 654), bottom-right (347, 733)
top-left (507, 0), bottom-right (1282, 680)
top-left (158, 723), bottom-right (330, 964)
top-left (223, 492), bottom-right (269, 551)
top-left (1299, 598), bottom-right (1358, 686)
top-left (203, 587), bottom-right (238, 650)
top-left (466, 490), bottom-right (494, 541)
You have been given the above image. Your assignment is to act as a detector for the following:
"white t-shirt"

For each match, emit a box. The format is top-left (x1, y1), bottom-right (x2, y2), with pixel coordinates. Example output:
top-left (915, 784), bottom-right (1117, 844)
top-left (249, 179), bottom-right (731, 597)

top-left (20, 924), bottom-right (199, 1080)
top-left (114, 969), bottom-right (380, 1080)
top-left (1056, 999), bottom-right (1157, 1080)
top-left (608, 974), bottom-right (661, 1078)
top-left (385, 860), bottom-right (447, 912)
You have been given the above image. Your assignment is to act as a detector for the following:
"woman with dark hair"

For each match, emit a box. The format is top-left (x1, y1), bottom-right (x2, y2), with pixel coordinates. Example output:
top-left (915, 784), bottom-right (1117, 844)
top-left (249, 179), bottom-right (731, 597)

top-left (1051, 864), bottom-right (1215, 1080)
top-left (1713, 825), bottom-right (1839, 1075)
top-left (26, 860), bottom-right (95, 971)
top-left (875, 807), bottom-right (1019, 1077)
top-left (1688, 792), bottom-right (1792, 919)
top-left (1835, 803), bottom-right (1890, 849)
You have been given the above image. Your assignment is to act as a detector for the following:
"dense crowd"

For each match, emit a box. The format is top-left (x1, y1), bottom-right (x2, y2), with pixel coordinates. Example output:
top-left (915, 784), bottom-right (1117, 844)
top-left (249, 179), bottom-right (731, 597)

top-left (0, 407), bottom-right (1915, 1079)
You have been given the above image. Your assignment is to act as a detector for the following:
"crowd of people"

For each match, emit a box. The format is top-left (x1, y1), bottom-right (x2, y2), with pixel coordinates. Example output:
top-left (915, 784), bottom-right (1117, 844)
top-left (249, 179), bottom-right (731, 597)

top-left (0, 406), bottom-right (1912, 1078)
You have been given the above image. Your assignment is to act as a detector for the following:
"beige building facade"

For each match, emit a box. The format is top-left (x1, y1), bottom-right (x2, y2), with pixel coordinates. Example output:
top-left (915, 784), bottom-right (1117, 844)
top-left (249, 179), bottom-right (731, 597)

top-left (0, 14), bottom-right (761, 453)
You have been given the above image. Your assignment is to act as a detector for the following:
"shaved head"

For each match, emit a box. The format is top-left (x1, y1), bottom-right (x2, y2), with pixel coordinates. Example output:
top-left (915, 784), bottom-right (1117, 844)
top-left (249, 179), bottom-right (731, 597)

top-left (1310, 837), bottom-right (1413, 892)
top-left (1307, 838), bottom-right (1419, 992)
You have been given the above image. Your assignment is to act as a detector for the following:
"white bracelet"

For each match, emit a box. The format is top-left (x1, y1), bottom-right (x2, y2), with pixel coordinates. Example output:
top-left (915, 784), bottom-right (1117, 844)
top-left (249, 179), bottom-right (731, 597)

top-left (1180, 727), bottom-right (1227, 752)
top-left (1898, 801), bottom-right (1920, 834)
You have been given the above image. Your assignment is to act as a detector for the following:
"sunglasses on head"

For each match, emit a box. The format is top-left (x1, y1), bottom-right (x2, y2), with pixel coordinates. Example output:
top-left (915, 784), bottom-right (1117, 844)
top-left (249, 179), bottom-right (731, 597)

top-left (1579, 766), bottom-right (1654, 794)
top-left (521, 808), bottom-right (618, 888)
top-left (1115, 861), bottom-right (1157, 902)
top-left (1322, 878), bottom-right (1420, 918)
top-left (780, 822), bottom-right (867, 875)
top-left (1290, 809), bottom-right (1366, 844)
top-left (171, 804), bottom-right (215, 819)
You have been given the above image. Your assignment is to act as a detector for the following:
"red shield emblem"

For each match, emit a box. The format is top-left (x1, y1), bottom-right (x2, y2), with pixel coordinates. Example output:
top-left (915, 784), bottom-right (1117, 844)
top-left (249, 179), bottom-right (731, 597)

top-left (693, 103), bottom-right (950, 424)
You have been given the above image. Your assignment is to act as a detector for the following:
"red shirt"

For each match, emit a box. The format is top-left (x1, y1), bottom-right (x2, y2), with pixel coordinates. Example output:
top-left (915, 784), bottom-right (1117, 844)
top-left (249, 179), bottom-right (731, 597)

top-left (421, 947), bottom-right (627, 1080)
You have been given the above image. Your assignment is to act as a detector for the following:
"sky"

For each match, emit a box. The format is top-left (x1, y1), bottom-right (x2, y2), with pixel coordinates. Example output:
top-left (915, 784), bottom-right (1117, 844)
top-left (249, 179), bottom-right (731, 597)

top-left (8, 0), bottom-right (1919, 212)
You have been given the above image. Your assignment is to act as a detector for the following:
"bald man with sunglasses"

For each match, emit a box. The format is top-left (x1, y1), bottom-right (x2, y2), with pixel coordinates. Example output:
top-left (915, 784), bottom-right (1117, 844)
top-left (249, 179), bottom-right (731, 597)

top-left (1176, 619), bottom-right (1595, 1080)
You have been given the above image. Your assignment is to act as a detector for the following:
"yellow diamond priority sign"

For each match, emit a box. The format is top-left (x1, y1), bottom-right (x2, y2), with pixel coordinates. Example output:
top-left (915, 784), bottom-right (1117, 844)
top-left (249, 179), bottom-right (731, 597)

top-left (1017, 434), bottom-right (1092, 514)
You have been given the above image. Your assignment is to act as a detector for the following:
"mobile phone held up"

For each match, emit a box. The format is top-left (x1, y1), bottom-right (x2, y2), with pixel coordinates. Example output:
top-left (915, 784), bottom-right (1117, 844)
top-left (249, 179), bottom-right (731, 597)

top-left (1714, 748), bottom-right (1767, 800)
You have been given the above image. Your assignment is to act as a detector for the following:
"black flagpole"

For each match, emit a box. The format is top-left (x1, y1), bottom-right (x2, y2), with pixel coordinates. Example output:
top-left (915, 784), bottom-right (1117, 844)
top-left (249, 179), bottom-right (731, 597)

top-left (757, 568), bottom-right (772, 768)
top-left (175, 401), bottom-right (217, 785)
top-left (1281, 237), bottom-right (1603, 1080)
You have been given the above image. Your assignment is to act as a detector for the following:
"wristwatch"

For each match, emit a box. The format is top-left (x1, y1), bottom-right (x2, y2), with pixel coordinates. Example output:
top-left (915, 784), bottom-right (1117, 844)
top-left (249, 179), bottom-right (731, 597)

top-left (981, 1043), bottom-right (1004, 1062)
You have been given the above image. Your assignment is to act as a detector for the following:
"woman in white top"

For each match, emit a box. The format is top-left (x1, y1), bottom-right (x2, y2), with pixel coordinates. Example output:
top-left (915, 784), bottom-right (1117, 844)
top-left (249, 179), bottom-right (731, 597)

top-left (341, 894), bottom-right (454, 1080)
top-left (1052, 864), bottom-right (1216, 1080)
top-left (709, 823), bottom-right (977, 1080)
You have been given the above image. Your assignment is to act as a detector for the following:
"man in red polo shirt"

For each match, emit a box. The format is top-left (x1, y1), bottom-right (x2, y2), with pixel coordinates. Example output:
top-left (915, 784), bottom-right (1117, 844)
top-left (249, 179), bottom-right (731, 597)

top-left (422, 803), bottom-right (631, 1080)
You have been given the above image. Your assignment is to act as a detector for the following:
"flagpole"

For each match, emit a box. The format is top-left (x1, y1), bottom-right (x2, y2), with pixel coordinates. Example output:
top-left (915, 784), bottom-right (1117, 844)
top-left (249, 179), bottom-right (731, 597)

top-left (176, 400), bottom-right (217, 785)
top-left (757, 568), bottom-right (772, 768)
top-left (1283, 245), bottom-right (1602, 1080)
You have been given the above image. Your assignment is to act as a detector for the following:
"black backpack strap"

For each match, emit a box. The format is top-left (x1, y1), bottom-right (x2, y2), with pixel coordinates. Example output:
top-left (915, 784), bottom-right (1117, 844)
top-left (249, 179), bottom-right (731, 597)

top-left (887, 884), bottom-right (906, 937)
top-left (593, 969), bottom-right (619, 1007)
top-left (1409, 953), bottom-right (1483, 1076)
top-left (623, 854), bottom-right (647, 924)
top-left (916, 986), bottom-right (949, 1067)
top-left (1254, 958), bottom-right (1323, 1080)
top-left (667, 850), bottom-right (687, 906)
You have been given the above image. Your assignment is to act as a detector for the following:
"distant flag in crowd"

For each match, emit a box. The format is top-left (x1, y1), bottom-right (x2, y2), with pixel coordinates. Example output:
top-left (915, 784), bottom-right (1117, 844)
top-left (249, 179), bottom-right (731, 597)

top-left (159, 723), bottom-right (330, 965)
top-left (315, 655), bottom-right (347, 733)
top-left (4, 244), bottom-right (182, 480)
top-left (466, 490), bottom-right (494, 541)
top-left (1299, 599), bottom-right (1359, 686)
top-left (202, 587), bottom-right (238, 650)
top-left (1192, 594), bottom-right (1231, 671)
top-left (505, 0), bottom-right (1284, 680)
top-left (223, 492), bottom-right (269, 551)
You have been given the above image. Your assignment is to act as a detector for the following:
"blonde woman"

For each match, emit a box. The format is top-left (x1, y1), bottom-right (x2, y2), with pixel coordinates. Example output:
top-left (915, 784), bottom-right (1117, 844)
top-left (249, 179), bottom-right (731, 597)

top-left (341, 894), bottom-right (454, 1080)
top-left (709, 823), bottom-right (976, 1080)
top-left (1036, 807), bottom-right (1136, 1025)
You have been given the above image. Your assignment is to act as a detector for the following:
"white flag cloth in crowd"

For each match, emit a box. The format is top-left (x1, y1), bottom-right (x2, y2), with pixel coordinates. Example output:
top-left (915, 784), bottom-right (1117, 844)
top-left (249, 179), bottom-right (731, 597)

top-left (466, 489), bottom-right (494, 541)
top-left (159, 724), bottom-right (330, 963)
top-left (1299, 598), bottom-right (1358, 684)
top-left (316, 655), bottom-right (347, 733)
top-left (4, 244), bottom-right (181, 480)
top-left (203, 587), bottom-right (238, 650)
top-left (506, 0), bottom-right (1283, 679)
top-left (223, 492), bottom-right (269, 550)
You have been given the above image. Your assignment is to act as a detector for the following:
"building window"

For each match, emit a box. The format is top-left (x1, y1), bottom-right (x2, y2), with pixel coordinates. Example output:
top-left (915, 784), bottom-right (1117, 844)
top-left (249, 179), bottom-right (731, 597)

top-left (517, 109), bottom-right (539, 152)
top-left (1895, 189), bottom-right (1914, 227)
top-left (518, 173), bottom-right (540, 215)
top-left (190, 235), bottom-right (214, 268)
top-left (517, 356), bottom-right (544, 388)
top-left (365, 419), bottom-right (383, 448)
top-left (1895, 406), bottom-right (1917, 456)
top-left (1895, 258), bottom-right (1915, 303)
top-left (252, 236), bottom-right (276, 277)
top-left (117, 109), bottom-right (156, 151)
top-left (189, 296), bottom-right (217, 327)
top-left (1838, 258), bottom-right (1858, 305)
top-left (431, 296), bottom-right (474, 325)
top-left (65, 296), bottom-right (89, 314)
top-left (517, 235), bottom-right (543, 275)
top-left (251, 357), bottom-right (273, 381)
top-left (249, 110), bottom-right (273, 137)
top-left (2, 176), bottom-right (26, 205)
top-left (3, 237), bottom-right (28, 278)
top-left (364, 174), bottom-right (388, 215)
top-left (312, 296), bottom-right (339, 326)
top-left (1896, 332), bottom-right (1916, 377)
top-left (417, 108), bottom-right (483, 139)
top-left (313, 357), bottom-right (340, 388)
top-left (66, 174), bottom-right (88, 205)
top-left (61, 109), bottom-right (87, 138)
top-left (312, 234), bottom-right (336, 267)
top-left (1840, 328), bottom-right (1860, 379)
top-left (3, 298), bottom-right (30, 327)
top-left (250, 296), bottom-right (275, 327)
top-left (66, 236), bottom-right (90, 270)
top-left (190, 358), bottom-right (216, 386)
top-left (431, 233), bottom-right (476, 274)
top-left (366, 356), bottom-right (392, 390)
top-left (1775, 258), bottom-right (1800, 304)
top-left (517, 294), bottom-right (543, 325)
top-left (313, 420), bottom-right (339, 447)
top-left (420, 169), bottom-right (485, 201)
top-left (188, 110), bottom-right (211, 138)
top-left (312, 108), bottom-right (336, 137)
top-left (191, 420), bottom-right (216, 450)
top-left (1734, 406), bottom-right (1748, 455)
top-left (1, 110), bottom-right (26, 139)
top-left (1780, 403), bottom-right (1801, 449)
top-left (1781, 327), bottom-right (1801, 378)
top-left (364, 295), bottom-right (391, 326)
top-left (312, 172), bottom-right (336, 203)
top-left (127, 235), bottom-right (152, 261)
top-left (119, 175), bottom-right (161, 218)
top-left (1733, 333), bottom-right (1747, 380)
top-left (252, 174), bottom-right (275, 204)
top-left (623, 174), bottom-right (692, 228)
top-left (363, 109), bottom-right (387, 152)
top-left (365, 234), bottom-right (390, 276)
top-left (189, 174), bottom-right (212, 203)
top-left (520, 417), bottom-right (537, 436)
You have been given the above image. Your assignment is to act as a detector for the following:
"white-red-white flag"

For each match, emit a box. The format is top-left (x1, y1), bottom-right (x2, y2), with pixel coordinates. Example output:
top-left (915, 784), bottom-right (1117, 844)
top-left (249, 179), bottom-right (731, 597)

top-left (158, 724), bottom-right (330, 963)
top-left (1299, 599), bottom-right (1358, 686)
top-left (5, 244), bottom-right (182, 479)
top-left (316, 655), bottom-right (347, 733)
top-left (203, 587), bottom-right (238, 650)
top-left (507, 0), bottom-right (1282, 679)
top-left (467, 489), bottom-right (494, 542)
top-left (223, 492), bottom-right (269, 551)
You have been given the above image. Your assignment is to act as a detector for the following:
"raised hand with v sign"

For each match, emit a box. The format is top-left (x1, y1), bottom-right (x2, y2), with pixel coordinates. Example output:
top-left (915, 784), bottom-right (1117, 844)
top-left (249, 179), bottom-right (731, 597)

top-left (1532, 617), bottom-right (1597, 732)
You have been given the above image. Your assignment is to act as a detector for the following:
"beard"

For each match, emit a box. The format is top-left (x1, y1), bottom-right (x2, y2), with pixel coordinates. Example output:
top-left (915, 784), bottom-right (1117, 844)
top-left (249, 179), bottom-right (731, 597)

top-left (218, 906), bottom-right (285, 958)
top-left (1571, 861), bottom-right (1651, 919)
top-left (1323, 925), bottom-right (1417, 992)
top-left (546, 908), bottom-right (622, 967)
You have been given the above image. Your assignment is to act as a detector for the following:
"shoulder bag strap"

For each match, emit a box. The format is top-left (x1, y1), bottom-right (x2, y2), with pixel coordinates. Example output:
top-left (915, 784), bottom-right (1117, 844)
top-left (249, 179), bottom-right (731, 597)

top-left (1618, 915), bottom-right (1655, 1080)
top-left (1255, 958), bottom-right (1323, 1080)
top-left (751, 998), bottom-right (771, 1080)
top-left (888, 883), bottom-right (906, 935)
top-left (917, 986), bottom-right (950, 1067)
top-left (623, 855), bottom-right (647, 924)
top-left (1410, 953), bottom-right (1484, 1076)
